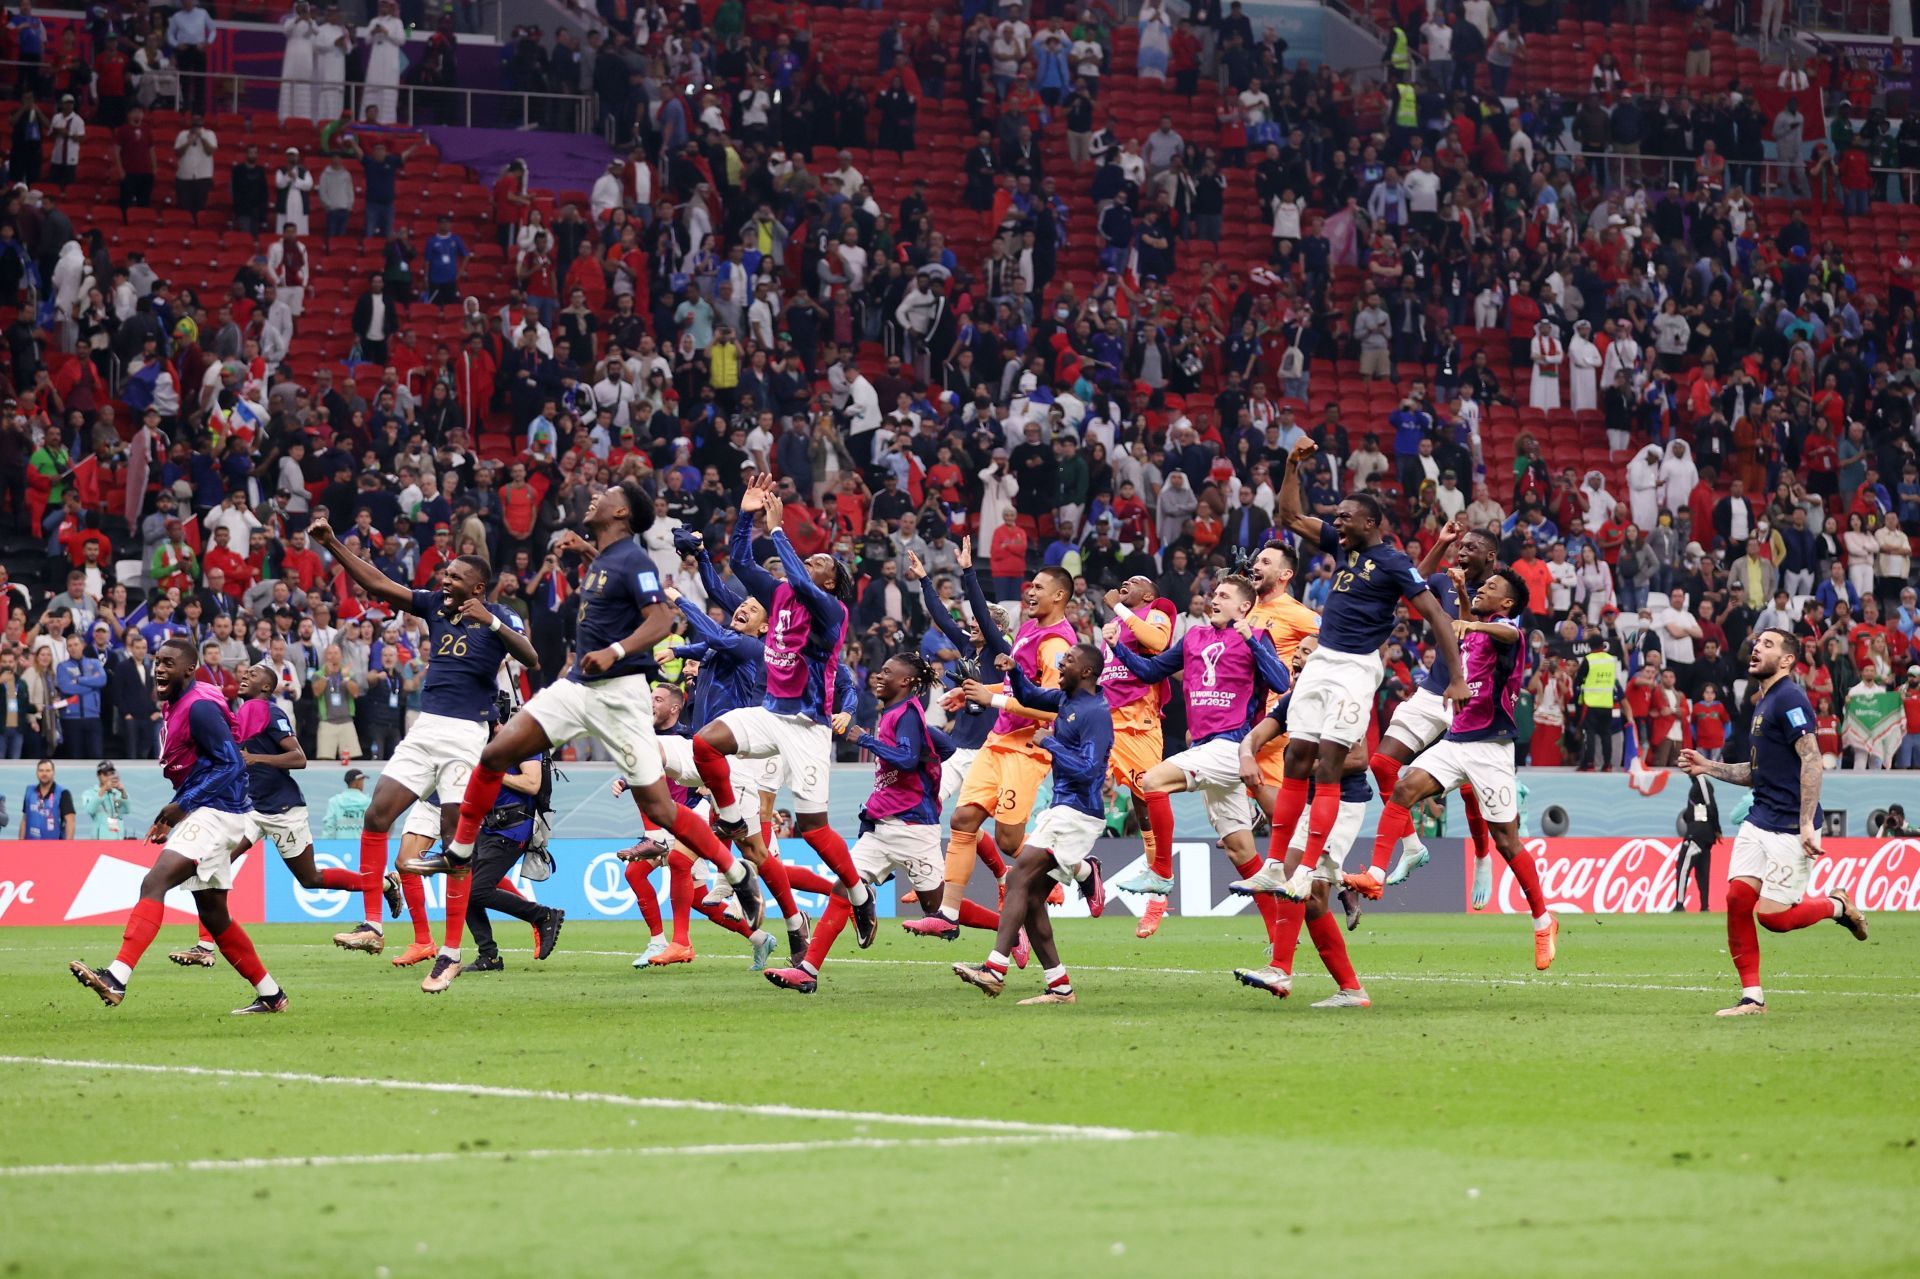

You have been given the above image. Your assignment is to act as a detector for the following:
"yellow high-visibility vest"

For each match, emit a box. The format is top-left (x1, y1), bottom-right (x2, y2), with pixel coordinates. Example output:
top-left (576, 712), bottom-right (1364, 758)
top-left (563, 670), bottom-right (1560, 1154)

top-left (1581, 651), bottom-right (1618, 708)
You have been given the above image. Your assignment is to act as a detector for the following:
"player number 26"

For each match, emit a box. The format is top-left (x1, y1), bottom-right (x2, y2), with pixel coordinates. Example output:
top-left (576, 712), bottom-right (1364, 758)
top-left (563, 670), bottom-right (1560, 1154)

top-left (437, 633), bottom-right (469, 658)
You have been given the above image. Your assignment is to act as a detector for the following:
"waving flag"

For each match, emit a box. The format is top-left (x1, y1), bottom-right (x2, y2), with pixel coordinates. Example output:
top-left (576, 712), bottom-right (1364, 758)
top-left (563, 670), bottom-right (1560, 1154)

top-left (1622, 720), bottom-right (1671, 797)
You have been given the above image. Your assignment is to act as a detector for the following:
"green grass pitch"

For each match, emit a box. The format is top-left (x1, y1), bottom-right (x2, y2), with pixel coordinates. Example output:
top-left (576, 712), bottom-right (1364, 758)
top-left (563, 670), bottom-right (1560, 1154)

top-left (1, 914), bottom-right (1916, 1278)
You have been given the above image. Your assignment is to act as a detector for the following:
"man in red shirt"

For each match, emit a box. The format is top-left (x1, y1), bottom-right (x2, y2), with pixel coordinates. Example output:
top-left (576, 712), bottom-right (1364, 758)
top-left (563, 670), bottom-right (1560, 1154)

top-left (413, 524), bottom-right (454, 587)
top-left (280, 527), bottom-right (327, 593)
top-left (111, 105), bottom-right (158, 209)
top-left (194, 640), bottom-right (240, 705)
top-left (988, 508), bottom-right (1030, 602)
top-left (201, 525), bottom-right (249, 598)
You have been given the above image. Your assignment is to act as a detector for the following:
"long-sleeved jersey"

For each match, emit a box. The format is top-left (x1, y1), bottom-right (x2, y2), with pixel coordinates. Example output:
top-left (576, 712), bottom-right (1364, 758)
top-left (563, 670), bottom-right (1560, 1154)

top-left (160, 681), bottom-right (252, 816)
top-left (919, 573), bottom-right (995, 751)
top-left (731, 510), bottom-right (848, 724)
top-left (1008, 662), bottom-right (1112, 820)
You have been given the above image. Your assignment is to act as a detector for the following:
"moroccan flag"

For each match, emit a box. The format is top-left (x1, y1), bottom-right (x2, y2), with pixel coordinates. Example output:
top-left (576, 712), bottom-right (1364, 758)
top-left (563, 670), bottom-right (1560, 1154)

top-left (70, 455), bottom-right (100, 506)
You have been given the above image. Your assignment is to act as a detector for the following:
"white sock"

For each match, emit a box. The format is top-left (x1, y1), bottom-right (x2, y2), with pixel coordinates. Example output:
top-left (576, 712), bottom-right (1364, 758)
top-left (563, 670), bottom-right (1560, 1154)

top-left (848, 881), bottom-right (871, 906)
top-left (938, 905), bottom-right (959, 921)
top-left (1831, 898), bottom-right (1844, 918)
top-left (1073, 861), bottom-right (1092, 882)
top-left (799, 960), bottom-right (819, 976)
top-left (366, 920), bottom-right (384, 935)
top-left (648, 930), bottom-right (665, 943)
top-left (449, 838), bottom-right (475, 859)
top-left (194, 940), bottom-right (216, 952)
top-left (986, 950), bottom-right (1010, 970)
top-left (751, 930), bottom-right (772, 947)
top-left (785, 912), bottom-right (806, 930)
top-left (1533, 913), bottom-right (1553, 931)
top-left (715, 798), bottom-right (744, 824)
top-left (107, 960), bottom-right (132, 984)
top-left (256, 975), bottom-right (280, 997)
top-left (1742, 985), bottom-right (1765, 1003)
top-left (438, 946), bottom-right (461, 962)
top-left (1399, 832), bottom-right (1422, 854)
top-left (1044, 964), bottom-right (1070, 987)
top-left (724, 860), bottom-right (747, 885)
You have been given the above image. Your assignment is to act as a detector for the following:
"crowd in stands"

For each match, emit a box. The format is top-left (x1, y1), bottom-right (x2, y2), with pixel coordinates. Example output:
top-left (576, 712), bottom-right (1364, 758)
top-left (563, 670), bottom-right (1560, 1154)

top-left (0, 0), bottom-right (1919, 773)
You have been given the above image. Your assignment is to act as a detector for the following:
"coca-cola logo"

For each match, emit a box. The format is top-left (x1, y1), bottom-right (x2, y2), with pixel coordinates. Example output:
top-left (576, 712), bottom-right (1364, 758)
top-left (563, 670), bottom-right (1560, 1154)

top-left (1808, 839), bottom-right (1920, 912)
top-left (1486, 838), bottom-right (1920, 913)
top-left (0, 878), bottom-right (34, 921)
top-left (1495, 838), bottom-right (1684, 914)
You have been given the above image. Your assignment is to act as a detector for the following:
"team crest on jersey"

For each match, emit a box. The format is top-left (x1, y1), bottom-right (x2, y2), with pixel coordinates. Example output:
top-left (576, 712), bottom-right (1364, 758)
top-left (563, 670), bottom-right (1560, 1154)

top-left (1359, 558), bottom-right (1374, 580)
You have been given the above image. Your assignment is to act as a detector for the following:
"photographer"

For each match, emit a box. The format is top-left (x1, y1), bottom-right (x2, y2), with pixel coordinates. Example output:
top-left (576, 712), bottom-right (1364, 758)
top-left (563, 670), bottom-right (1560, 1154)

top-left (80, 761), bottom-right (132, 838)
top-left (462, 739), bottom-right (563, 972)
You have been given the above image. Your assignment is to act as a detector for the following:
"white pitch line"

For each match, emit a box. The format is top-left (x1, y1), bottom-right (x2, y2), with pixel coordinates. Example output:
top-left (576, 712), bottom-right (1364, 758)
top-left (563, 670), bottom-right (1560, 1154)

top-left (0, 1134), bottom-right (1064, 1180)
top-left (0, 1056), bottom-right (1156, 1141)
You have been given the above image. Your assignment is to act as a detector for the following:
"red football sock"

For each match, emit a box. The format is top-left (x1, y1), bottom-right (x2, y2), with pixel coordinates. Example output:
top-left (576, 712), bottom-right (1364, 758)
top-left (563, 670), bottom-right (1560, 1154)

top-left (115, 898), bottom-right (165, 971)
top-left (1369, 801), bottom-right (1413, 876)
top-left (197, 922), bottom-right (214, 945)
top-left (624, 860), bottom-right (663, 934)
top-left (781, 861), bottom-right (839, 896)
top-left (976, 839), bottom-right (1007, 878)
top-left (1760, 894), bottom-right (1835, 932)
top-left (1459, 784), bottom-right (1493, 859)
top-left (495, 877), bottom-right (524, 900)
top-left (442, 871), bottom-right (471, 951)
top-left (1270, 896), bottom-right (1308, 973)
top-left (1308, 911), bottom-right (1360, 989)
top-left (691, 736), bottom-right (737, 811)
top-left (695, 898), bottom-right (755, 938)
top-left (1233, 852), bottom-right (1283, 946)
top-left (759, 856), bottom-right (801, 920)
top-left (956, 899), bottom-right (1000, 931)
top-left (1504, 848), bottom-right (1547, 918)
top-left (1143, 790), bottom-right (1175, 878)
top-left (210, 919), bottom-right (269, 987)
top-left (804, 896), bottom-right (852, 971)
top-left (318, 867), bottom-right (362, 891)
top-left (1300, 786), bottom-right (1342, 868)
top-left (1726, 879), bottom-right (1761, 987)
top-left (671, 803), bottom-right (735, 873)
top-left (401, 872), bottom-right (431, 944)
top-left (358, 828), bottom-right (387, 922)
top-left (668, 851), bottom-right (694, 947)
top-left (1367, 752), bottom-right (1402, 807)
top-left (1267, 775), bottom-right (1310, 866)
top-left (802, 825), bottom-right (859, 888)
top-left (453, 766), bottom-right (506, 847)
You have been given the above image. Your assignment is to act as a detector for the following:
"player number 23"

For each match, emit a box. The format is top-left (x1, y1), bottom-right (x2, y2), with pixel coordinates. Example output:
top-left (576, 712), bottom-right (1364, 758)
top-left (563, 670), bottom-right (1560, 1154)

top-left (437, 633), bottom-right (469, 658)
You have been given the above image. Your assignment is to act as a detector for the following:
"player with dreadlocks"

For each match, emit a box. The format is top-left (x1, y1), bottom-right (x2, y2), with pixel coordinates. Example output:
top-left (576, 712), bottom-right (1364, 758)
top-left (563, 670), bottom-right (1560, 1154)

top-left (764, 652), bottom-right (973, 994)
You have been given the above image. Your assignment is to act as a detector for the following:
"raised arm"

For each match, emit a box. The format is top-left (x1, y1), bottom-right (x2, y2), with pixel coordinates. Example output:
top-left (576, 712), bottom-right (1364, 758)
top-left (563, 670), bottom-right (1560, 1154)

top-left (1417, 518), bottom-right (1464, 577)
top-left (1279, 437), bottom-right (1329, 543)
top-left (960, 559), bottom-right (1011, 659)
top-left (309, 515), bottom-right (415, 613)
top-left (908, 552), bottom-right (975, 653)
top-left (727, 507), bottom-right (779, 607)
top-left (680, 529), bottom-right (746, 614)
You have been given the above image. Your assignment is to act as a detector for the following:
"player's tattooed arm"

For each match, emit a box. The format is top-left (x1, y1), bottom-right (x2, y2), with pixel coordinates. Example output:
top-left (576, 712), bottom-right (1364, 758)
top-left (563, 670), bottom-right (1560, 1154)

top-left (1678, 749), bottom-right (1752, 787)
top-left (1796, 733), bottom-right (1823, 859)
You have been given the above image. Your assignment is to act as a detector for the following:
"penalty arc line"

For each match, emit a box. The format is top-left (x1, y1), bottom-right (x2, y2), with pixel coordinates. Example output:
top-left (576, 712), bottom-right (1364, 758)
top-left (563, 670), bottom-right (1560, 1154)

top-left (0, 1056), bottom-right (1160, 1142)
top-left (0, 1134), bottom-right (1074, 1180)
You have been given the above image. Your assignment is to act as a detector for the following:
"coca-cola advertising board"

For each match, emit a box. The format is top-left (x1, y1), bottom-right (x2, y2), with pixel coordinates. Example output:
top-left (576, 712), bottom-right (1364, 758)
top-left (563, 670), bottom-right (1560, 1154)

top-left (1474, 838), bottom-right (1920, 914)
